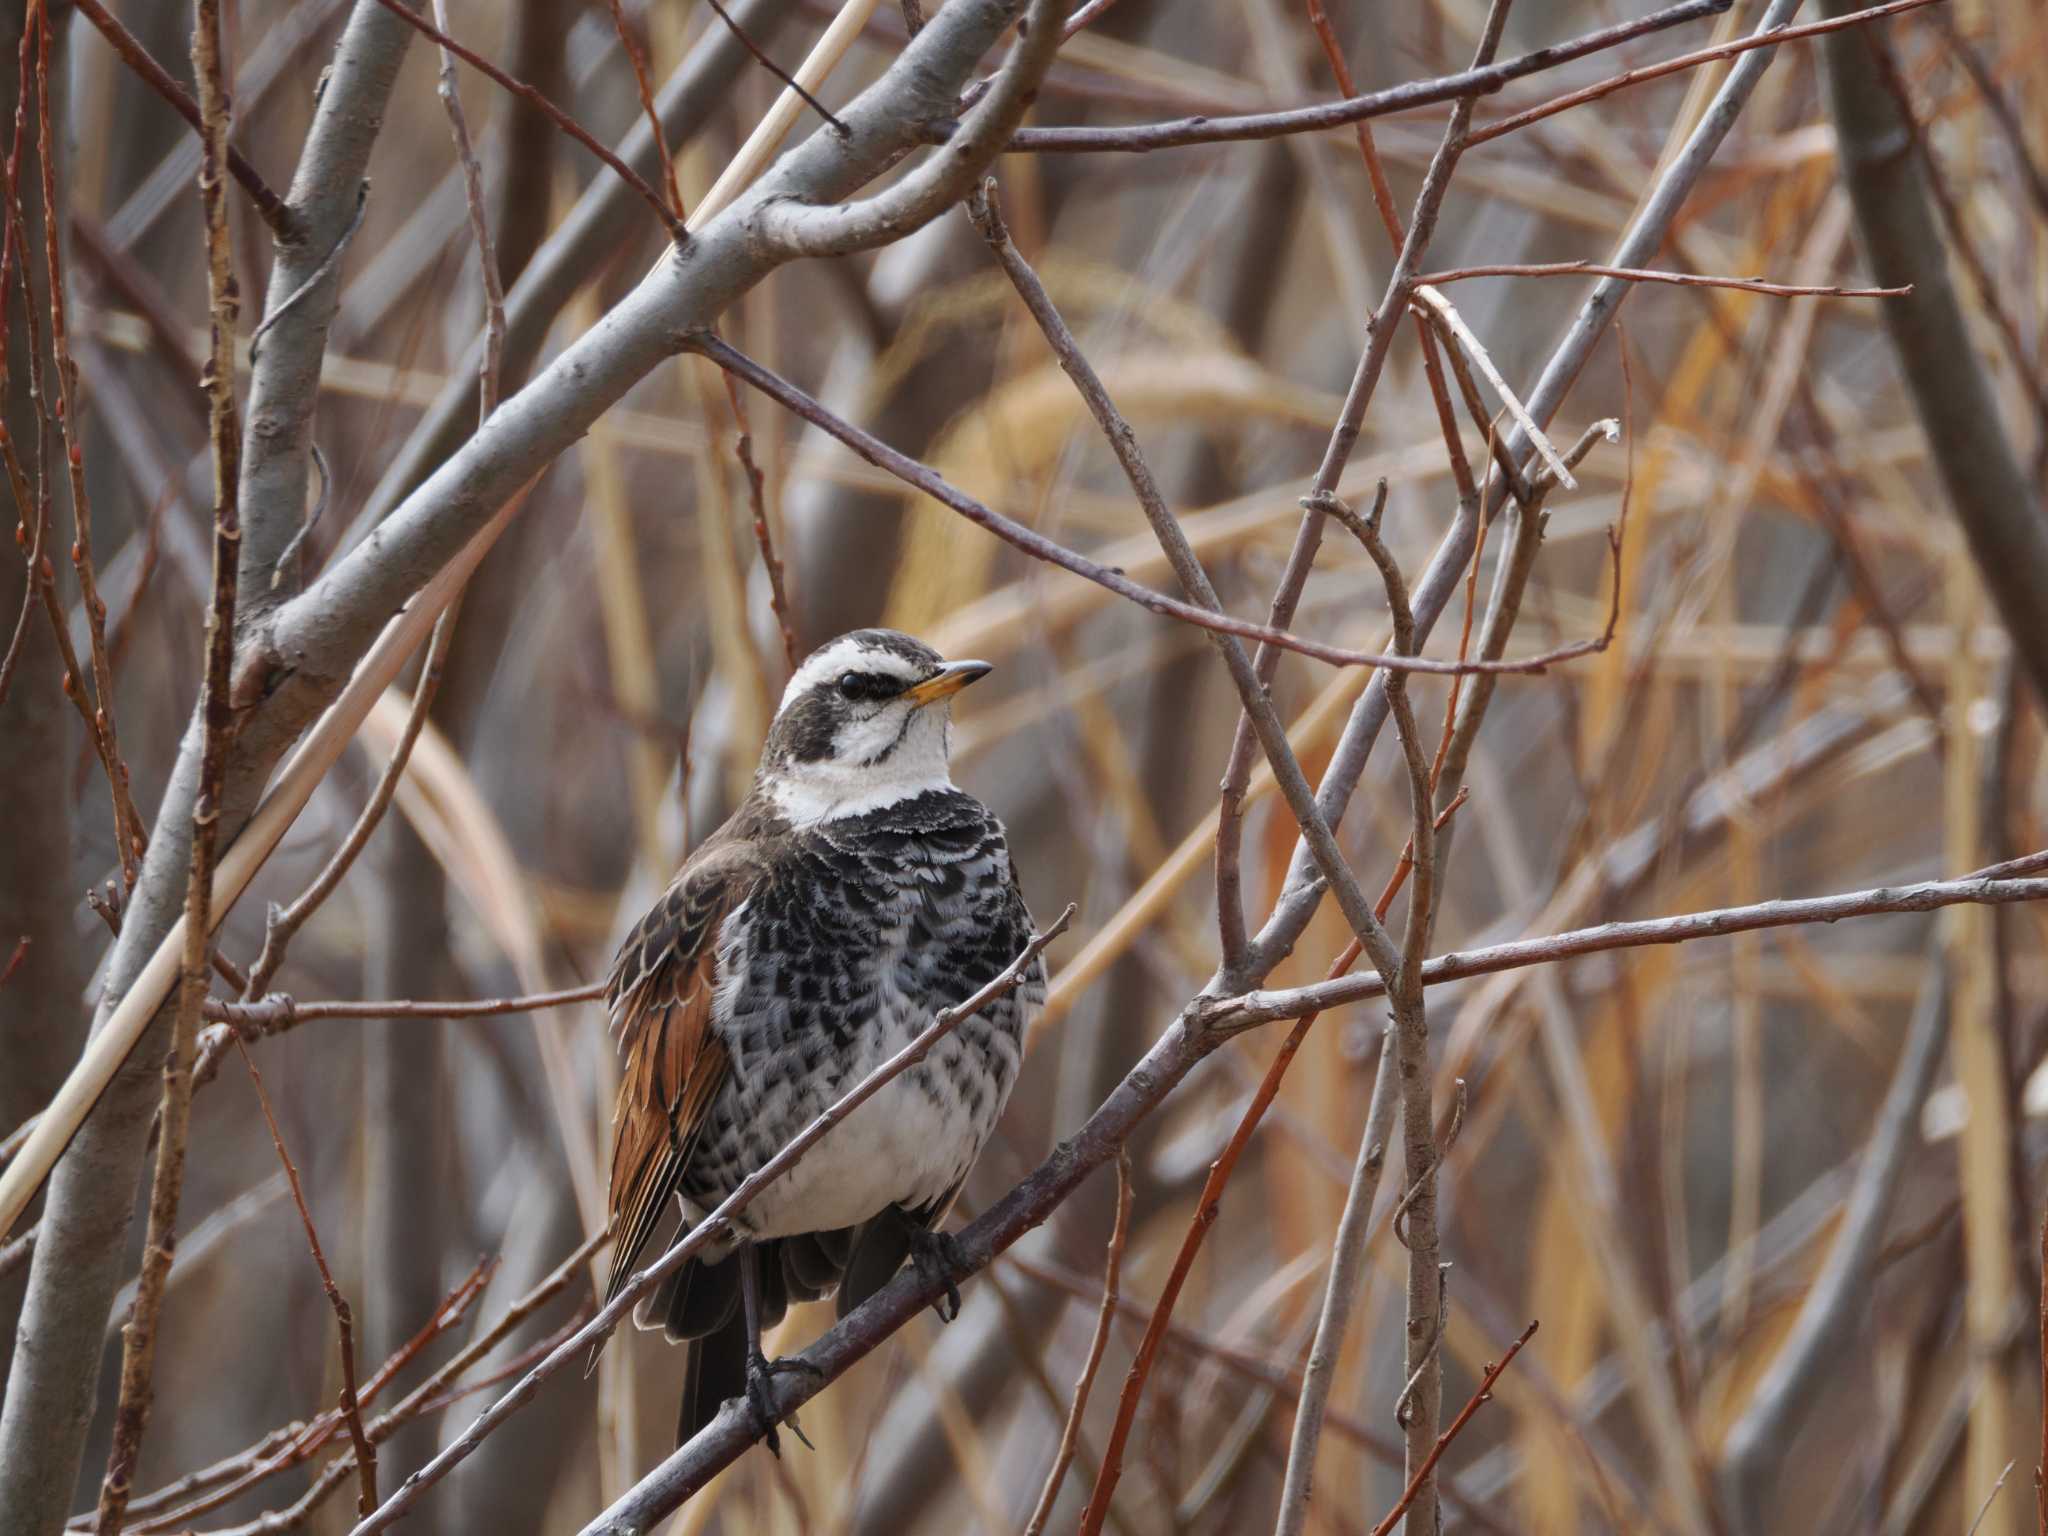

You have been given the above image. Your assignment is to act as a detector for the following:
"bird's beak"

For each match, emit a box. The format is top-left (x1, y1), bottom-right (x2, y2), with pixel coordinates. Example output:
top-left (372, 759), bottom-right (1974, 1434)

top-left (904, 659), bottom-right (993, 707)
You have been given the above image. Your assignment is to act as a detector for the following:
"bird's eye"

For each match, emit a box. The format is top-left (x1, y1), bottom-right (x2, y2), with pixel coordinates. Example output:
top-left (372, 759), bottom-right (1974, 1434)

top-left (837, 672), bottom-right (866, 699)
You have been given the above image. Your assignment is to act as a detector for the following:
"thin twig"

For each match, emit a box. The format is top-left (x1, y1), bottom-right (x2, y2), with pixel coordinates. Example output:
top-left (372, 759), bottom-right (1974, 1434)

top-left (1463, 0), bottom-right (1941, 145)
top-left (205, 981), bottom-right (606, 1030)
top-left (1968, 1461), bottom-right (2018, 1536)
top-left (1076, 788), bottom-right (1469, 1536)
top-left (1201, 870), bottom-right (2048, 1032)
top-left (34, 5), bottom-right (142, 883)
top-left (1368, 1321), bottom-right (1539, 1536)
top-left (106, 1263), bottom-right (493, 1532)
top-left (1412, 285), bottom-right (1575, 488)
top-left (246, 178), bottom-right (367, 360)
top-left (431, 0), bottom-right (507, 420)
top-left (69, 0), bottom-right (293, 235)
top-left (126, 1237), bottom-right (586, 1536)
top-left (984, 0), bottom-right (1730, 152)
top-left (239, 604), bottom-right (462, 1003)
top-left (692, 347), bottom-right (1590, 674)
top-left (1274, 1020), bottom-right (1401, 1536)
top-left (234, 1037), bottom-right (377, 1515)
top-left (1023, 1147), bottom-right (1132, 1536)
top-left (359, 0), bottom-right (684, 238)
top-left (601, 0), bottom-right (684, 221)
top-left (720, 370), bottom-right (798, 671)
top-left (1419, 260), bottom-right (1911, 299)
top-left (705, 0), bottom-right (848, 135)
top-left (92, 0), bottom-right (243, 1521)
top-left (1059, 0), bottom-right (1126, 40)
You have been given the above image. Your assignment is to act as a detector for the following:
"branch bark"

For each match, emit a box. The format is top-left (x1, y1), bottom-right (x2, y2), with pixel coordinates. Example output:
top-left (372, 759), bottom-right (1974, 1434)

top-left (1818, 0), bottom-right (2048, 709)
top-left (1718, 955), bottom-right (1951, 1530)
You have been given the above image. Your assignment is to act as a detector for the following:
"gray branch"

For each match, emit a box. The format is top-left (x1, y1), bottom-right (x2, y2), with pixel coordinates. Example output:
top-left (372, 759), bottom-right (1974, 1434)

top-left (1818, 0), bottom-right (2048, 709)
top-left (237, 0), bottom-right (421, 606)
top-left (1718, 954), bottom-right (1951, 1531)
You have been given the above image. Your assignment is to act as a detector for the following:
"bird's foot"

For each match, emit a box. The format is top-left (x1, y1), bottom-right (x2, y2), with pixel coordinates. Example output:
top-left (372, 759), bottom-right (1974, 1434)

top-left (743, 1348), bottom-right (825, 1458)
top-left (906, 1227), bottom-right (969, 1322)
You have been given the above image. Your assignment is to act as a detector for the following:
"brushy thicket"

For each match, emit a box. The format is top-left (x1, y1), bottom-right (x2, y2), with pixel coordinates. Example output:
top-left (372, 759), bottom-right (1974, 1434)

top-left (2, 0), bottom-right (2046, 1533)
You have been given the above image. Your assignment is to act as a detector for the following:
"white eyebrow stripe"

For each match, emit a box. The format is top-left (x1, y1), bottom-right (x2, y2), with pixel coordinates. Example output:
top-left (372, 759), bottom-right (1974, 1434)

top-left (777, 637), bottom-right (918, 712)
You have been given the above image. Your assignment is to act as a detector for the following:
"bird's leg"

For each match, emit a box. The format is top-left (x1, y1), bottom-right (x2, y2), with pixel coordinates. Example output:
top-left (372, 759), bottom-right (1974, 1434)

top-left (739, 1242), bottom-right (822, 1457)
top-left (904, 1224), bottom-right (969, 1322)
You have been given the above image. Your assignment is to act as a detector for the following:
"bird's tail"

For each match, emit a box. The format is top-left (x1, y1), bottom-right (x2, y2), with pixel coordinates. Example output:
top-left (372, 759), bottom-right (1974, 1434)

top-left (679, 1312), bottom-right (750, 1446)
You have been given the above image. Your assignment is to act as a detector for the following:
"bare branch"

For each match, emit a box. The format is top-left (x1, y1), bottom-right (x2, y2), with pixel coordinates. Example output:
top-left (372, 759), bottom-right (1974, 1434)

top-left (1206, 869), bottom-right (2048, 1032)
top-left (91, 2), bottom-right (243, 1521)
top-left (1463, 0), bottom-right (1942, 145)
top-left (1718, 956), bottom-right (1951, 1530)
top-left (1023, 1147), bottom-right (1131, 1536)
top-left (1419, 260), bottom-right (1911, 299)
top-left (233, 1038), bottom-right (378, 1516)
top-left (753, 0), bottom-right (1062, 257)
top-left (976, 0), bottom-right (1729, 152)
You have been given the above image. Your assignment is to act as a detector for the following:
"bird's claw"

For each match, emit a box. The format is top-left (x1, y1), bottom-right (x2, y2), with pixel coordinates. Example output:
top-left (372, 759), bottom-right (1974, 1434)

top-left (906, 1228), bottom-right (969, 1322)
top-left (743, 1349), bottom-right (825, 1458)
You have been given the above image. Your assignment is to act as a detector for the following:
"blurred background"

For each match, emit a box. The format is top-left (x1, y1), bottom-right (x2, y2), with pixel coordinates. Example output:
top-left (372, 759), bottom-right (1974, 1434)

top-left (3, 0), bottom-right (2047, 1531)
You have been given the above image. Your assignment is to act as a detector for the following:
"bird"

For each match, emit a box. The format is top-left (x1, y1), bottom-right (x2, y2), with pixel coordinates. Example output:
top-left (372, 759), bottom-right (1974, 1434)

top-left (599, 627), bottom-right (1043, 1454)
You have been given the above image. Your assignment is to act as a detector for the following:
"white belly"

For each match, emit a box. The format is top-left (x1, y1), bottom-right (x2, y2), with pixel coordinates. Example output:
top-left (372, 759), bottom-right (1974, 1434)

top-left (715, 1063), bottom-right (979, 1240)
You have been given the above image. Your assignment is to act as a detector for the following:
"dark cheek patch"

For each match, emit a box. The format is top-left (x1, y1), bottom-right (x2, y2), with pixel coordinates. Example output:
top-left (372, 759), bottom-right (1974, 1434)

top-left (777, 694), bottom-right (841, 763)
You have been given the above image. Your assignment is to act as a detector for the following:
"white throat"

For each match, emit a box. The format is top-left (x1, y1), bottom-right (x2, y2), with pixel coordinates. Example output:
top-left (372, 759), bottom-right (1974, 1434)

top-left (766, 707), bottom-right (956, 827)
top-left (767, 755), bottom-right (954, 827)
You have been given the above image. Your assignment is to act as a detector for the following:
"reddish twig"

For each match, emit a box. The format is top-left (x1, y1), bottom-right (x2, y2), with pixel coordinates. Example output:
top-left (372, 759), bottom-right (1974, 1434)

top-left (402, 1305), bottom-right (593, 1418)
top-left (1024, 1147), bottom-right (1132, 1536)
top-left (990, 0), bottom-right (1727, 151)
top-left (1463, 0), bottom-right (1942, 146)
top-left (1367, 1320), bottom-right (1539, 1536)
top-left (92, 0), bottom-right (244, 1521)
top-left (69, 0), bottom-right (293, 235)
top-left (0, 935), bottom-right (27, 988)
top-left (31, 6), bottom-right (143, 883)
top-left (234, 1037), bottom-right (378, 1515)
top-left (359, 0), bottom-right (684, 239)
top-left (705, 0), bottom-right (847, 134)
top-left (602, 0), bottom-right (685, 220)
top-left (1418, 260), bottom-right (1911, 299)
top-left (719, 370), bottom-right (798, 671)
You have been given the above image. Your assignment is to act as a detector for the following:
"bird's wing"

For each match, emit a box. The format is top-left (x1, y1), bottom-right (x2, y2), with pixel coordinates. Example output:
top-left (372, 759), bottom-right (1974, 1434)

top-left (603, 843), bottom-right (753, 1311)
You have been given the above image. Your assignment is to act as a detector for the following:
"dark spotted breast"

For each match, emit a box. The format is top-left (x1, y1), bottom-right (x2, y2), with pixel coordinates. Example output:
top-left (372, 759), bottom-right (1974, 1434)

top-left (680, 787), bottom-right (1041, 1223)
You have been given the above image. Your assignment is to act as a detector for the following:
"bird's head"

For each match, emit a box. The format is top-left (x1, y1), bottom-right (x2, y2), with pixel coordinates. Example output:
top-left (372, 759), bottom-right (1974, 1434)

top-left (758, 629), bottom-right (992, 826)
